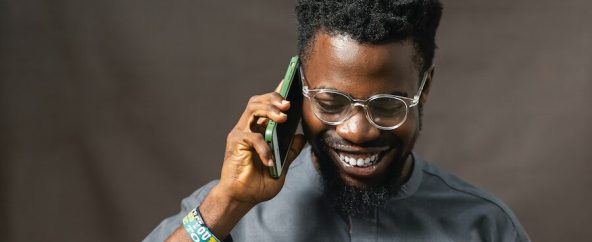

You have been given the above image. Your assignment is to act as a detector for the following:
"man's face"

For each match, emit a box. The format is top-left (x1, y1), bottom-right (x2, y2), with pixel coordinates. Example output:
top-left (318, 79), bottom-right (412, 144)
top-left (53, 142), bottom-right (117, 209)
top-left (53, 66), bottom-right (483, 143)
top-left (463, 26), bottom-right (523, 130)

top-left (302, 32), bottom-right (430, 189)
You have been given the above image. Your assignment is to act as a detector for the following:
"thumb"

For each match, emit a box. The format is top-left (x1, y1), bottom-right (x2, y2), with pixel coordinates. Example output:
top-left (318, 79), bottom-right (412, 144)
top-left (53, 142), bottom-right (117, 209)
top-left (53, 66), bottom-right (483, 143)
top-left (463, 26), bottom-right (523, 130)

top-left (279, 134), bottom-right (306, 177)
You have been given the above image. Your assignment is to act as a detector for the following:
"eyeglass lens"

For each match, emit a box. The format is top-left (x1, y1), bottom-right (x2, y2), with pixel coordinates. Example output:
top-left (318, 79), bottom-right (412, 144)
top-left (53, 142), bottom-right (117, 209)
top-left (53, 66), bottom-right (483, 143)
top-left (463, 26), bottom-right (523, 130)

top-left (310, 91), bottom-right (408, 128)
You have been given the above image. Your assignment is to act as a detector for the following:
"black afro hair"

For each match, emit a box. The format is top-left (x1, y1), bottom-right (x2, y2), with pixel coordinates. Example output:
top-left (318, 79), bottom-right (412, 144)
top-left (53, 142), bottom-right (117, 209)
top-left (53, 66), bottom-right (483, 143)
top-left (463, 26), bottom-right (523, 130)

top-left (296, 0), bottom-right (443, 73)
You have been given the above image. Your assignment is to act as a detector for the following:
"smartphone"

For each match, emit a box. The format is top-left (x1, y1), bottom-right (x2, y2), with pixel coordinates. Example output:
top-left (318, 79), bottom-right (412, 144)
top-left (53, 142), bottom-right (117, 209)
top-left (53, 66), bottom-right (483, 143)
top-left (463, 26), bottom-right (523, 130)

top-left (265, 56), bottom-right (303, 179)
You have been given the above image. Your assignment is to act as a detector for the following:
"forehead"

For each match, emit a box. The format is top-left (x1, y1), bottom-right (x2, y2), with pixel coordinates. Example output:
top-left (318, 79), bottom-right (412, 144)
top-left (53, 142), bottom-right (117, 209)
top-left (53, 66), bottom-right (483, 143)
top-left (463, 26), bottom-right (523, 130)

top-left (304, 32), bottom-right (419, 98)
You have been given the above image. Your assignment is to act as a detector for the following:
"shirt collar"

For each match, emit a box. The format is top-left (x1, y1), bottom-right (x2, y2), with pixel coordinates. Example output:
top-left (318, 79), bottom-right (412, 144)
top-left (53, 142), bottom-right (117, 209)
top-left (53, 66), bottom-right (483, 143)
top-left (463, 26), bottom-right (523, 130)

top-left (390, 152), bottom-right (424, 200)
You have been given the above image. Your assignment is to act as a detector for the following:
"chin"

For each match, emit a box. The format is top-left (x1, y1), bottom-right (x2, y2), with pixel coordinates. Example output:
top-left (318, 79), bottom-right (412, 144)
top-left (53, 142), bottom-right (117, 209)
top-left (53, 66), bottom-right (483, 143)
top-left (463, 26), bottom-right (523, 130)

top-left (309, 137), bottom-right (408, 217)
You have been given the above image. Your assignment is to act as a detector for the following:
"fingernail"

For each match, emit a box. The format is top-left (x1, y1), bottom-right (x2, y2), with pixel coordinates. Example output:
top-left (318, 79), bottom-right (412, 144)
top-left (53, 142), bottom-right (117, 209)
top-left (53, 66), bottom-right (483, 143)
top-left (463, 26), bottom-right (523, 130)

top-left (268, 159), bottom-right (274, 166)
top-left (281, 100), bottom-right (289, 105)
top-left (279, 112), bottom-right (287, 117)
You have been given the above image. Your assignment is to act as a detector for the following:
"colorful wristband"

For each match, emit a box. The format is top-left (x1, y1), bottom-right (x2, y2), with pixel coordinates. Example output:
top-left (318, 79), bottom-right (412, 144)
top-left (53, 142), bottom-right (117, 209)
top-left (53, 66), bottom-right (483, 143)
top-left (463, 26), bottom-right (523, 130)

top-left (182, 208), bottom-right (220, 242)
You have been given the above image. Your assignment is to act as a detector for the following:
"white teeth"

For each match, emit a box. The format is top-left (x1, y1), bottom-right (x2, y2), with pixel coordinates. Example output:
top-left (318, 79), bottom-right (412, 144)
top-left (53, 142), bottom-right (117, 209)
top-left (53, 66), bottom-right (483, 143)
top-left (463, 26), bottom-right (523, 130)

top-left (348, 157), bottom-right (356, 166)
top-left (338, 152), bottom-right (381, 167)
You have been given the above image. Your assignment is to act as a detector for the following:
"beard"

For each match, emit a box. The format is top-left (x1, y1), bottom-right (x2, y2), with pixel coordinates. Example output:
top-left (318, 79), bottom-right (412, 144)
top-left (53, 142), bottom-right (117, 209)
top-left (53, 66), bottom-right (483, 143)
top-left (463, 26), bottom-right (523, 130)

top-left (308, 131), bottom-right (408, 218)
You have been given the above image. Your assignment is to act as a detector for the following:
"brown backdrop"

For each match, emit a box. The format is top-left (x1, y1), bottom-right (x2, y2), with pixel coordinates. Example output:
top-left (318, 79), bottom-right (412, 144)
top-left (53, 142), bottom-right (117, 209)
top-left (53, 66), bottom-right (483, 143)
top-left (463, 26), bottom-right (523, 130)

top-left (1, 0), bottom-right (590, 241)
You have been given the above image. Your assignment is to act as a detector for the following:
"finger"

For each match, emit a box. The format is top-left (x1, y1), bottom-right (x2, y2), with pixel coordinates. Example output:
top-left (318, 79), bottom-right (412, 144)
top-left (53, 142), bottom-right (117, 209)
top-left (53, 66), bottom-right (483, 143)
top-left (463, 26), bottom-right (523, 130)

top-left (256, 117), bottom-right (269, 126)
top-left (242, 132), bottom-right (274, 167)
top-left (274, 79), bottom-right (284, 93)
top-left (249, 92), bottom-right (289, 110)
top-left (239, 94), bottom-right (290, 129)
top-left (279, 134), bottom-right (306, 177)
top-left (245, 103), bottom-right (288, 131)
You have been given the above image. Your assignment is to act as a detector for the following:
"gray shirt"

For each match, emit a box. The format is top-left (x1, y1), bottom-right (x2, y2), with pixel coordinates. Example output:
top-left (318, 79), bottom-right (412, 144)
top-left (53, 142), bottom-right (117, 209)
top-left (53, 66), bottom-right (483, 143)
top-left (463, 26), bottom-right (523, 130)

top-left (145, 146), bottom-right (530, 241)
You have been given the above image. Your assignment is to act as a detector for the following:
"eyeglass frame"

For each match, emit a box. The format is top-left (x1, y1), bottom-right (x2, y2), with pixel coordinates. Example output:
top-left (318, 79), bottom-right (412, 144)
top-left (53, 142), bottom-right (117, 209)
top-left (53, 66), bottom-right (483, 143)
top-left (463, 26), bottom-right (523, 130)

top-left (300, 66), bottom-right (428, 130)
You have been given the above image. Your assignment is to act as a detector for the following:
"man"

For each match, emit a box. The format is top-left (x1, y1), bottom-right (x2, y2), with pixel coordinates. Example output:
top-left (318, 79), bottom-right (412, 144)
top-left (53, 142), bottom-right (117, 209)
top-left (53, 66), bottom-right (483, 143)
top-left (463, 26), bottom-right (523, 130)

top-left (146, 0), bottom-right (530, 241)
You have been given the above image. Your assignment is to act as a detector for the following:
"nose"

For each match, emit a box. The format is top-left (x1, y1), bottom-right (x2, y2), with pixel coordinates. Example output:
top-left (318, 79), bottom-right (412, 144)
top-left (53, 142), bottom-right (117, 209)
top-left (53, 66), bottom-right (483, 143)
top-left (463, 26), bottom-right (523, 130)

top-left (335, 107), bottom-right (381, 144)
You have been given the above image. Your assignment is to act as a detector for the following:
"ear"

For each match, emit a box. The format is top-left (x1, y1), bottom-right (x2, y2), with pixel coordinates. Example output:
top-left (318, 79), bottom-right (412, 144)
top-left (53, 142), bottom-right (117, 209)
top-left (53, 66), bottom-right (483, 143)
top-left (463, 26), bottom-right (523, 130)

top-left (419, 64), bottom-right (435, 106)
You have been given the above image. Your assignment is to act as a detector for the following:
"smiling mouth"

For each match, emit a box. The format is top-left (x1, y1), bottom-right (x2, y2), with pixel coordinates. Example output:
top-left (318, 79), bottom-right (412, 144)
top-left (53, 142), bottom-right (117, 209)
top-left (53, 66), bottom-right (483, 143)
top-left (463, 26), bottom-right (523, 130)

top-left (326, 144), bottom-right (389, 168)
top-left (337, 151), bottom-right (383, 167)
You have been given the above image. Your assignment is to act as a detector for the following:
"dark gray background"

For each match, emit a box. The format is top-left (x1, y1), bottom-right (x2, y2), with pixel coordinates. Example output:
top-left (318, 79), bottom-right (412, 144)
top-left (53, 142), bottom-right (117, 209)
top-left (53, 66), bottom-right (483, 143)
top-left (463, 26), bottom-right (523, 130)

top-left (1, 0), bottom-right (590, 241)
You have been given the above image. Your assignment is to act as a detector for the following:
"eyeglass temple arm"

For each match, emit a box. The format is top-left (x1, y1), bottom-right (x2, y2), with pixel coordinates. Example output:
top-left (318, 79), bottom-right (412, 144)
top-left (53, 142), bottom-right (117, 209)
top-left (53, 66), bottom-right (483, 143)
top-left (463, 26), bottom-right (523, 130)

top-left (411, 72), bottom-right (428, 106)
top-left (300, 66), bottom-right (310, 97)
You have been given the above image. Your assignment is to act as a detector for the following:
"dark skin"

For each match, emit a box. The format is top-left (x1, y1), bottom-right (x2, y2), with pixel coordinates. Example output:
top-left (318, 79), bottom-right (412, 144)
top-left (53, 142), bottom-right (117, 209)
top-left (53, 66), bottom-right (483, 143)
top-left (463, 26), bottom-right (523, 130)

top-left (166, 31), bottom-right (434, 241)
top-left (303, 33), bottom-right (434, 187)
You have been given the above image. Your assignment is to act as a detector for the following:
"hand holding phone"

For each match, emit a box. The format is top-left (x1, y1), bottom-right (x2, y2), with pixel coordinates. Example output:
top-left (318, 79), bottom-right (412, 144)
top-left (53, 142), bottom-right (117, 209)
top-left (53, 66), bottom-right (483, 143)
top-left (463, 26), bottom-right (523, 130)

top-left (191, 56), bottom-right (307, 240)
top-left (265, 56), bottom-right (304, 179)
top-left (214, 56), bottom-right (305, 205)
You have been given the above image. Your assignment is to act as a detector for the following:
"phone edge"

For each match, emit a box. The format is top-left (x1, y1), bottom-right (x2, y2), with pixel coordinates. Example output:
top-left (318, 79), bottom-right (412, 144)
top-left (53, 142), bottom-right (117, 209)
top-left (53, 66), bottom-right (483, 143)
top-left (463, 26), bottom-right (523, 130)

top-left (265, 56), bottom-right (300, 179)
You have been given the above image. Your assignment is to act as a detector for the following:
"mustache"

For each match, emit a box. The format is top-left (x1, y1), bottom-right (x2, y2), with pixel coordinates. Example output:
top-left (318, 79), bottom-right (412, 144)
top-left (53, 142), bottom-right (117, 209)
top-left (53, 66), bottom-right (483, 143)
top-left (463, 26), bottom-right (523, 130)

top-left (320, 131), bottom-right (393, 149)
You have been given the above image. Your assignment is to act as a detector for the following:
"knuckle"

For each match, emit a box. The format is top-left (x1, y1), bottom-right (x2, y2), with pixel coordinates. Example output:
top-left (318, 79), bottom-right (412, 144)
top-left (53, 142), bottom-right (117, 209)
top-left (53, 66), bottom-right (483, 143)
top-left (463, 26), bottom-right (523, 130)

top-left (269, 103), bottom-right (283, 112)
top-left (262, 103), bottom-right (275, 113)
top-left (226, 130), bottom-right (238, 143)
top-left (254, 104), bottom-right (277, 117)
top-left (248, 95), bottom-right (259, 103)
top-left (246, 102), bottom-right (256, 112)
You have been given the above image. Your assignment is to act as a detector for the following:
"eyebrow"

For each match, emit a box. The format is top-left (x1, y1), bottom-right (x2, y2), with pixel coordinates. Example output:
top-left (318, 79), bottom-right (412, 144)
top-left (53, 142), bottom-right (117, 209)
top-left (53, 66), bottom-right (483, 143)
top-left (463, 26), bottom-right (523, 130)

top-left (314, 85), bottom-right (409, 98)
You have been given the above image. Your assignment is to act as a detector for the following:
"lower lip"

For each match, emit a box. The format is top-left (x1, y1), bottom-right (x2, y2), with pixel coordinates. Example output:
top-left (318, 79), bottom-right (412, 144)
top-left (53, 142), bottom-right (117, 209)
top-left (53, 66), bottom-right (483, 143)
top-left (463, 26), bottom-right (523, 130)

top-left (327, 147), bottom-right (386, 177)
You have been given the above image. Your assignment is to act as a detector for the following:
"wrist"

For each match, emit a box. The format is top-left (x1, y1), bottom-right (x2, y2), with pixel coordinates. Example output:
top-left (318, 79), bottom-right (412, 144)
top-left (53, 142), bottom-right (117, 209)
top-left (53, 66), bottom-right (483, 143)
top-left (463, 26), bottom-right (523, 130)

top-left (182, 208), bottom-right (220, 242)
top-left (209, 185), bottom-right (257, 211)
top-left (198, 185), bottom-right (255, 239)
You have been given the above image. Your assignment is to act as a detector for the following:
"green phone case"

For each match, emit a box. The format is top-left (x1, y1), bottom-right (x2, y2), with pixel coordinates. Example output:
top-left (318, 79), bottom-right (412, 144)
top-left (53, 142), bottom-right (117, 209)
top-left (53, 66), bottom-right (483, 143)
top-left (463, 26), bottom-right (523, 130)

top-left (265, 56), bottom-right (300, 179)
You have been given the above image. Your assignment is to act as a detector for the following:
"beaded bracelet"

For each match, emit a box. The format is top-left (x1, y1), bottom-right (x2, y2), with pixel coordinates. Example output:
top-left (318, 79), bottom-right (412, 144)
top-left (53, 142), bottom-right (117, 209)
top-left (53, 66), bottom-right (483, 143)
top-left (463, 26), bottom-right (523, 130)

top-left (182, 207), bottom-right (220, 242)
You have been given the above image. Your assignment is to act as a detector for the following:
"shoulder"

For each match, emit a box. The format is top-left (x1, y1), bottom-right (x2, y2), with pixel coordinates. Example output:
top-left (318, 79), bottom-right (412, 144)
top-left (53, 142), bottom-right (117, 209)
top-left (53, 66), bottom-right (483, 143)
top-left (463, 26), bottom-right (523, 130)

top-left (420, 159), bottom-right (508, 209)
top-left (181, 180), bottom-right (219, 208)
top-left (416, 158), bottom-right (530, 241)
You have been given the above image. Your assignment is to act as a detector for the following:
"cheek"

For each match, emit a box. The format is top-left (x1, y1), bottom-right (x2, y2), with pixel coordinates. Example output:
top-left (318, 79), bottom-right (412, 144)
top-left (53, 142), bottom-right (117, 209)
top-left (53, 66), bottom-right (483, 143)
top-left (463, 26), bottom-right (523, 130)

top-left (302, 100), bottom-right (327, 138)
top-left (392, 107), bottom-right (421, 150)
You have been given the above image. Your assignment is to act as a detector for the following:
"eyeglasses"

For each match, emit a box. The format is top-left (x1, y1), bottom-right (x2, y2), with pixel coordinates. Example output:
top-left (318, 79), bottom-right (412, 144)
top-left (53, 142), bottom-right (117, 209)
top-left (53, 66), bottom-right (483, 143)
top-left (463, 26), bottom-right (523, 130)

top-left (300, 67), bottom-right (428, 130)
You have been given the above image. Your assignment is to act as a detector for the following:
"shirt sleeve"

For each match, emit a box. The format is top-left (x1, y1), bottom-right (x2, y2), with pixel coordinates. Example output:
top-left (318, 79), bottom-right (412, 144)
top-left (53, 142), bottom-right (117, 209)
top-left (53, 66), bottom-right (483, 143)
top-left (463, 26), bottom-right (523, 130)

top-left (143, 180), bottom-right (219, 242)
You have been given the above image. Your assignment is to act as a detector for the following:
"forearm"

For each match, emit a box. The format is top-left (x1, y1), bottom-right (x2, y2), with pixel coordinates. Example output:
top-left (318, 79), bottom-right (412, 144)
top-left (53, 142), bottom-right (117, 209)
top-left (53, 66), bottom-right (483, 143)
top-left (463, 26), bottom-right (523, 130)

top-left (165, 185), bottom-right (254, 241)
